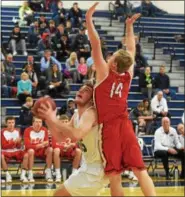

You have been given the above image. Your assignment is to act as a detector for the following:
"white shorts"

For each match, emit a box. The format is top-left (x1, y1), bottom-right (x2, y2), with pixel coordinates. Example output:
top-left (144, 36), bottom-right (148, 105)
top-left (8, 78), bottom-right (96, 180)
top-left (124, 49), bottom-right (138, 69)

top-left (64, 164), bottom-right (109, 196)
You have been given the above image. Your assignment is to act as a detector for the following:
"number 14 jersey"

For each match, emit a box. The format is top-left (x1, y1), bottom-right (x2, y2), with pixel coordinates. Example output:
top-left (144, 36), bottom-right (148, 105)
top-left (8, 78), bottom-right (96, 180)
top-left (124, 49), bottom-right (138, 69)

top-left (94, 70), bottom-right (131, 124)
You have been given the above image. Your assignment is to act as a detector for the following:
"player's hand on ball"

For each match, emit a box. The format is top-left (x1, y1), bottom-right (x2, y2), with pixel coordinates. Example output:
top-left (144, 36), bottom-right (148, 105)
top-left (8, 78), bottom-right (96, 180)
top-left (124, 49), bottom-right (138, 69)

top-left (126, 13), bottom-right (141, 25)
top-left (86, 2), bottom-right (99, 18)
top-left (37, 101), bottom-right (57, 121)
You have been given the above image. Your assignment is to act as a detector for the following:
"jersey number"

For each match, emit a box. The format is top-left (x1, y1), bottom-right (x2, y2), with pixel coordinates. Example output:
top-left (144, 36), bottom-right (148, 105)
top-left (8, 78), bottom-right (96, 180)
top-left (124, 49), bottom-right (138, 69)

top-left (110, 82), bottom-right (123, 98)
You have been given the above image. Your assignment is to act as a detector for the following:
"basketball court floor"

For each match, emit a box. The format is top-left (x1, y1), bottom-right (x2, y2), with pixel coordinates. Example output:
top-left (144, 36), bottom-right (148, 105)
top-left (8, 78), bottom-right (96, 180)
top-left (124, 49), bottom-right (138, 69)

top-left (1, 178), bottom-right (184, 196)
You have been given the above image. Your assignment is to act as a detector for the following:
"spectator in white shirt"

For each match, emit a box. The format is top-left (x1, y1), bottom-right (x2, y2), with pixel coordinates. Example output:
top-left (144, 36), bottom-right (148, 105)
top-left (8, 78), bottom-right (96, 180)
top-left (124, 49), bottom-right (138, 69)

top-left (154, 117), bottom-right (184, 179)
top-left (182, 112), bottom-right (184, 124)
top-left (177, 123), bottom-right (184, 148)
top-left (151, 91), bottom-right (171, 119)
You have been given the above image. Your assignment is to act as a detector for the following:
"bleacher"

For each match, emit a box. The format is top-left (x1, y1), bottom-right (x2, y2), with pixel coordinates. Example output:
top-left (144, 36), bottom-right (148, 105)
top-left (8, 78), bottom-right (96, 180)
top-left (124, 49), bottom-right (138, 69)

top-left (1, 5), bottom-right (185, 177)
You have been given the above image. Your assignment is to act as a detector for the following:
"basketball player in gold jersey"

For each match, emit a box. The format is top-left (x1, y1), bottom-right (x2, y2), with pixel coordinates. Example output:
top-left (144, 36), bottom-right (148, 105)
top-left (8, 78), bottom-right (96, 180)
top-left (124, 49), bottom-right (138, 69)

top-left (37, 83), bottom-right (109, 196)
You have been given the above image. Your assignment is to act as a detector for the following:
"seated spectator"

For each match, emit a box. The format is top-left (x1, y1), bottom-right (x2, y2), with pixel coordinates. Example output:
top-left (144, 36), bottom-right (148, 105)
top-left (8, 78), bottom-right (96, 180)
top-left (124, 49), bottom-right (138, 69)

top-left (177, 123), bottom-right (184, 148)
top-left (154, 65), bottom-right (176, 100)
top-left (100, 37), bottom-right (108, 59)
top-left (68, 2), bottom-right (82, 27)
top-left (22, 55), bottom-right (41, 78)
top-left (52, 34), bottom-right (71, 61)
top-left (57, 98), bottom-right (76, 119)
top-left (52, 115), bottom-right (81, 182)
top-left (114, 0), bottom-right (124, 18)
top-left (1, 62), bottom-right (12, 98)
top-left (154, 117), bottom-right (184, 179)
top-left (18, 97), bottom-right (33, 134)
top-left (182, 112), bottom-right (184, 124)
top-left (19, 1), bottom-right (34, 26)
top-left (28, 0), bottom-right (43, 12)
top-left (139, 66), bottom-right (155, 100)
top-left (86, 57), bottom-right (95, 80)
top-left (24, 117), bottom-right (53, 182)
top-left (55, 24), bottom-right (66, 39)
top-left (46, 64), bottom-right (69, 98)
top-left (65, 52), bottom-right (79, 83)
top-left (151, 91), bottom-right (171, 120)
top-left (24, 64), bottom-right (38, 97)
top-left (72, 27), bottom-right (90, 59)
top-left (28, 20), bottom-right (41, 47)
top-left (77, 57), bottom-right (88, 83)
top-left (3, 54), bottom-right (16, 86)
top-left (8, 26), bottom-right (27, 56)
top-left (17, 72), bottom-right (32, 104)
top-left (133, 0), bottom-right (167, 17)
top-left (1, 117), bottom-right (29, 183)
top-left (65, 20), bottom-right (78, 41)
top-left (38, 14), bottom-right (49, 35)
top-left (174, 34), bottom-right (185, 43)
top-left (53, 1), bottom-right (66, 26)
top-left (40, 50), bottom-right (62, 74)
top-left (37, 33), bottom-right (52, 57)
top-left (45, 20), bottom-right (57, 38)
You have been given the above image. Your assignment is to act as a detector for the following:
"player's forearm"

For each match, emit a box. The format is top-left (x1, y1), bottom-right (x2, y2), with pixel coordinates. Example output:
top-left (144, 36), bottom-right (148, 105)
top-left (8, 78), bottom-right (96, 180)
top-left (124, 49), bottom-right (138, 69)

top-left (86, 15), bottom-right (101, 50)
top-left (45, 119), bottom-right (80, 141)
top-left (125, 23), bottom-right (136, 56)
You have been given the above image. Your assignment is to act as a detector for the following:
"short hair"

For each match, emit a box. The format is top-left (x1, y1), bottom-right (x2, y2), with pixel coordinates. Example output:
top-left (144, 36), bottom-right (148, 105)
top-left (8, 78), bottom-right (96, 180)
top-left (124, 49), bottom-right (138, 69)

top-left (26, 97), bottom-right (33, 102)
top-left (5, 116), bottom-right (15, 123)
top-left (137, 102), bottom-right (144, 108)
top-left (160, 65), bottom-right (165, 69)
top-left (32, 116), bottom-right (42, 123)
top-left (49, 20), bottom-right (55, 24)
top-left (83, 81), bottom-right (94, 90)
top-left (6, 53), bottom-right (13, 58)
top-left (114, 49), bottom-right (133, 73)
top-left (73, 2), bottom-right (78, 5)
top-left (21, 72), bottom-right (29, 79)
top-left (59, 115), bottom-right (69, 121)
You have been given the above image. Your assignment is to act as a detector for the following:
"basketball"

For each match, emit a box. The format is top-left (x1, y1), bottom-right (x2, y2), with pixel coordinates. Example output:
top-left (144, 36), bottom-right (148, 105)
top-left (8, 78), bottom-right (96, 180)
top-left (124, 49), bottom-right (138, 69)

top-left (32, 96), bottom-right (56, 118)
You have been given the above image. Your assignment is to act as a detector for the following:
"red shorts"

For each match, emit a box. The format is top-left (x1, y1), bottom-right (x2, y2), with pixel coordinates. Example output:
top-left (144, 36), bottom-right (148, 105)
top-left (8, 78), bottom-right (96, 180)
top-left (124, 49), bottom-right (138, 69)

top-left (2, 150), bottom-right (25, 162)
top-left (34, 148), bottom-right (47, 159)
top-left (61, 148), bottom-right (76, 159)
top-left (101, 117), bottom-right (145, 175)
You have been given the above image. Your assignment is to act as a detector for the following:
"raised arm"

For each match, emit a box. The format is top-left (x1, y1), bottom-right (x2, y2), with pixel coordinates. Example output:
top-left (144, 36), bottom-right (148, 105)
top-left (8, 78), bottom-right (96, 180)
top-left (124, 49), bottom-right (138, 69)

top-left (85, 2), bottom-right (108, 82)
top-left (125, 13), bottom-right (141, 78)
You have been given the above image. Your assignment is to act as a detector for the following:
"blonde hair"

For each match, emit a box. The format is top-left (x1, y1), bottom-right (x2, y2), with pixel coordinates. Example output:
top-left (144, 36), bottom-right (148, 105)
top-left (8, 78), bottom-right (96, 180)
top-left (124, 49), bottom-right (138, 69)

top-left (114, 49), bottom-right (133, 73)
top-left (69, 52), bottom-right (77, 65)
top-left (21, 72), bottom-right (29, 80)
top-left (26, 97), bottom-right (33, 102)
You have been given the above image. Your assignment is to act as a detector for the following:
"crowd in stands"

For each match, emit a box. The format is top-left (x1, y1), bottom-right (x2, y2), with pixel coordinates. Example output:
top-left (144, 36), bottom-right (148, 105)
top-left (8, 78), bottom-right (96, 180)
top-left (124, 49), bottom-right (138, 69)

top-left (1, 0), bottom-right (184, 183)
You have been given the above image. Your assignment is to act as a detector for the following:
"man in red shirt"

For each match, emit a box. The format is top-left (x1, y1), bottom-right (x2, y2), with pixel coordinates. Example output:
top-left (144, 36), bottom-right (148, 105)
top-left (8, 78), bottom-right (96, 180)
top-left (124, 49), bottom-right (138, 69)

top-left (85, 2), bottom-right (156, 196)
top-left (1, 117), bottom-right (28, 183)
top-left (24, 117), bottom-right (53, 182)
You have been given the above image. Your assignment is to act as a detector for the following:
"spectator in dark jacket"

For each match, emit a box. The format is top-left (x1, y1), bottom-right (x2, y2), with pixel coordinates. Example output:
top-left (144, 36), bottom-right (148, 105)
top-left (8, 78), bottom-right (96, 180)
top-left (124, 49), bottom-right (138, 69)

top-left (37, 32), bottom-right (52, 57)
top-left (139, 66), bottom-right (156, 100)
top-left (53, 1), bottom-right (66, 25)
top-left (18, 96), bottom-right (33, 134)
top-left (46, 64), bottom-right (69, 97)
top-left (8, 26), bottom-right (27, 56)
top-left (55, 24), bottom-right (66, 39)
top-left (72, 26), bottom-right (90, 59)
top-left (52, 34), bottom-right (71, 61)
top-left (3, 54), bottom-right (16, 86)
top-left (38, 14), bottom-right (48, 35)
top-left (154, 65), bottom-right (176, 100)
top-left (65, 20), bottom-right (78, 43)
top-left (28, 20), bottom-right (41, 47)
top-left (28, 0), bottom-right (43, 12)
top-left (45, 20), bottom-right (57, 38)
top-left (68, 2), bottom-right (82, 27)
top-left (22, 55), bottom-right (41, 78)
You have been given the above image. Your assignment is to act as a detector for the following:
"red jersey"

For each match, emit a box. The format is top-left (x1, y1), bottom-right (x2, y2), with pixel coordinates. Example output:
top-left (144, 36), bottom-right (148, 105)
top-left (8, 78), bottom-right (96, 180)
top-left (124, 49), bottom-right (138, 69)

top-left (24, 126), bottom-right (48, 150)
top-left (94, 70), bottom-right (131, 123)
top-left (52, 137), bottom-right (77, 150)
top-left (1, 128), bottom-right (22, 151)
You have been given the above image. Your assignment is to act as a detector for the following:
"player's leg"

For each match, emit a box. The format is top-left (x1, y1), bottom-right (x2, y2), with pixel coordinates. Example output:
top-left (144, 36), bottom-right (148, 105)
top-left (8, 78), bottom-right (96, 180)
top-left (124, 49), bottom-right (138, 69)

top-left (1, 153), bottom-right (12, 183)
top-left (45, 147), bottom-right (53, 182)
top-left (72, 148), bottom-right (82, 173)
top-left (27, 149), bottom-right (35, 182)
top-left (54, 184), bottom-right (71, 196)
top-left (20, 152), bottom-right (29, 182)
top-left (132, 168), bottom-right (156, 196)
top-left (108, 174), bottom-right (124, 196)
top-left (53, 148), bottom-right (62, 182)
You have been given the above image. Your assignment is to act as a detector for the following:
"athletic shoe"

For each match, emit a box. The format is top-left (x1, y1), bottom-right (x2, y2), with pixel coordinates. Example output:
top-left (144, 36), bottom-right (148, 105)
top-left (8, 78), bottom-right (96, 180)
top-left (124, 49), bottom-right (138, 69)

top-left (6, 172), bottom-right (12, 183)
top-left (28, 171), bottom-right (35, 182)
top-left (45, 168), bottom-right (53, 182)
top-left (128, 171), bottom-right (138, 181)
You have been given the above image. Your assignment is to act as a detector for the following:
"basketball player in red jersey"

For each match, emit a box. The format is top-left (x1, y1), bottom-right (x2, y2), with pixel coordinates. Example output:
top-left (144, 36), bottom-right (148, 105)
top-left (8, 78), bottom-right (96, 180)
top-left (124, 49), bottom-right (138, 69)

top-left (86, 2), bottom-right (156, 196)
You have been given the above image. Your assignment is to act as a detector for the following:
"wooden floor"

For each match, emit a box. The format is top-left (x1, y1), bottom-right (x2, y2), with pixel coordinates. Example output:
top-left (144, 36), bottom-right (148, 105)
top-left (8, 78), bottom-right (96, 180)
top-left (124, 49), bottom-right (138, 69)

top-left (2, 179), bottom-right (184, 196)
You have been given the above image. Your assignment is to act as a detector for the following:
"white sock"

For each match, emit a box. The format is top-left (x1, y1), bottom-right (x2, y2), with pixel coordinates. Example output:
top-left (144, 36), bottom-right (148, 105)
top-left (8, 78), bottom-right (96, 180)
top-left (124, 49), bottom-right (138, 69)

top-left (28, 170), bottom-right (33, 175)
top-left (5, 171), bottom-right (10, 175)
top-left (55, 168), bottom-right (61, 174)
top-left (72, 168), bottom-right (77, 174)
top-left (21, 169), bottom-right (26, 176)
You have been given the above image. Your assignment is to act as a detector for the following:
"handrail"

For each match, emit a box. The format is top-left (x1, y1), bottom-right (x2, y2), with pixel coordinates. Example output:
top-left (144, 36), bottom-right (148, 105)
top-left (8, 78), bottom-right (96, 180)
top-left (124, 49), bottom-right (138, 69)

top-left (108, 2), bottom-right (116, 27)
top-left (153, 36), bottom-right (158, 60)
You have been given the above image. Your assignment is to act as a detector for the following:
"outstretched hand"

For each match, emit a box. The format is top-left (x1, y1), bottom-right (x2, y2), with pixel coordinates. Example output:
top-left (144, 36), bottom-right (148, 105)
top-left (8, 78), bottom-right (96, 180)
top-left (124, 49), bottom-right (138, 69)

top-left (125, 13), bottom-right (141, 25)
top-left (85, 2), bottom-right (99, 18)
